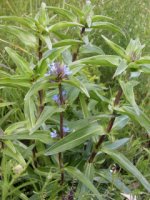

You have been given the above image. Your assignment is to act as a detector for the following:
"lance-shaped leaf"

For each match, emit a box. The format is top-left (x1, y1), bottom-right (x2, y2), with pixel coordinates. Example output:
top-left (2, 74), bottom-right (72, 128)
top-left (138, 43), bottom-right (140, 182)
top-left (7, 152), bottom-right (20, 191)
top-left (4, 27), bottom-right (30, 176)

top-left (3, 143), bottom-right (26, 167)
top-left (102, 148), bottom-right (150, 193)
top-left (79, 93), bottom-right (89, 118)
top-left (46, 6), bottom-right (76, 21)
top-left (0, 102), bottom-right (15, 108)
top-left (42, 46), bottom-right (70, 61)
top-left (41, 35), bottom-right (52, 50)
top-left (35, 2), bottom-right (49, 27)
top-left (5, 121), bottom-right (27, 135)
top-left (135, 56), bottom-right (150, 65)
top-left (0, 25), bottom-right (37, 47)
top-left (45, 123), bottom-right (104, 155)
top-left (30, 106), bottom-right (64, 134)
top-left (79, 44), bottom-right (104, 56)
top-left (91, 22), bottom-right (125, 36)
top-left (115, 106), bottom-right (150, 134)
top-left (69, 55), bottom-right (120, 67)
top-left (119, 80), bottom-right (140, 115)
top-left (5, 47), bottom-right (33, 76)
top-left (102, 138), bottom-right (130, 150)
top-left (65, 166), bottom-right (103, 200)
top-left (53, 39), bottom-right (83, 48)
top-left (63, 78), bottom-right (90, 98)
top-left (0, 76), bottom-right (31, 88)
top-left (102, 35), bottom-right (128, 60)
top-left (77, 163), bottom-right (95, 200)
top-left (140, 64), bottom-right (150, 74)
top-left (112, 115), bottom-right (129, 131)
top-left (24, 97), bottom-right (37, 128)
top-left (48, 22), bottom-right (83, 32)
top-left (65, 3), bottom-right (84, 18)
top-left (25, 79), bottom-right (57, 100)
top-left (0, 16), bottom-right (36, 29)
top-left (113, 59), bottom-right (128, 78)
top-left (96, 170), bottom-right (131, 194)
top-left (92, 15), bottom-right (113, 22)
top-left (0, 131), bottom-right (53, 144)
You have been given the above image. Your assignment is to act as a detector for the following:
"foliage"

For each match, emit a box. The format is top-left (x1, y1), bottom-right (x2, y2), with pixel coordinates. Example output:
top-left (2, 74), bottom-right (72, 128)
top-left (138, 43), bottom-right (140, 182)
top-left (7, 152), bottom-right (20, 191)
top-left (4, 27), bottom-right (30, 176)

top-left (0, 1), bottom-right (150, 200)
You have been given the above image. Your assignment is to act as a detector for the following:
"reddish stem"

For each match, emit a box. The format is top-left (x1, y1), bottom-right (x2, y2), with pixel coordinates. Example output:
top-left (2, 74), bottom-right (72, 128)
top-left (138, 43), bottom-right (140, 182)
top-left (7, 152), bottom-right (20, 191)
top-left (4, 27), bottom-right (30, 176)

top-left (88, 88), bottom-right (123, 163)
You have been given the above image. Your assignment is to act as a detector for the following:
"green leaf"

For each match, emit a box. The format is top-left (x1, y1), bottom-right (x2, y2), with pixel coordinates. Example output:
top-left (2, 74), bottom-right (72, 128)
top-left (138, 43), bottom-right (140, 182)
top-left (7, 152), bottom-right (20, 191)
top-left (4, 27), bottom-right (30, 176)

top-left (48, 22), bottom-right (83, 32)
top-left (79, 44), bottom-right (104, 56)
top-left (0, 76), bottom-right (31, 88)
top-left (79, 93), bottom-right (89, 118)
top-left (0, 109), bottom-right (17, 126)
top-left (24, 97), bottom-right (37, 128)
top-left (0, 131), bottom-right (53, 144)
top-left (63, 78), bottom-right (90, 98)
top-left (5, 121), bottom-right (27, 135)
top-left (0, 25), bottom-right (37, 47)
top-left (45, 123), bottom-right (104, 155)
top-left (30, 106), bottom-right (64, 134)
top-left (46, 6), bottom-right (76, 21)
top-left (140, 64), bottom-right (150, 74)
top-left (92, 15), bottom-right (113, 22)
top-left (136, 56), bottom-right (150, 65)
top-left (0, 16), bottom-right (36, 29)
top-left (102, 138), bottom-right (129, 150)
top-left (120, 80), bottom-right (140, 115)
top-left (35, 2), bottom-right (49, 27)
top-left (102, 35), bottom-right (127, 59)
top-left (53, 39), bottom-right (83, 48)
top-left (65, 166), bottom-right (103, 200)
top-left (77, 163), bottom-right (95, 200)
top-left (65, 3), bottom-right (84, 18)
top-left (125, 38), bottom-right (145, 60)
top-left (102, 148), bottom-right (150, 193)
top-left (25, 79), bottom-right (57, 100)
top-left (70, 55), bottom-right (120, 67)
top-left (113, 59), bottom-right (128, 78)
top-left (96, 170), bottom-right (131, 194)
top-left (42, 46), bottom-right (70, 61)
top-left (0, 102), bottom-right (15, 108)
top-left (116, 106), bottom-right (150, 134)
top-left (5, 47), bottom-right (33, 76)
top-left (112, 115), bottom-right (129, 131)
top-left (42, 35), bottom-right (52, 50)
top-left (3, 145), bottom-right (26, 167)
top-left (91, 22), bottom-right (125, 36)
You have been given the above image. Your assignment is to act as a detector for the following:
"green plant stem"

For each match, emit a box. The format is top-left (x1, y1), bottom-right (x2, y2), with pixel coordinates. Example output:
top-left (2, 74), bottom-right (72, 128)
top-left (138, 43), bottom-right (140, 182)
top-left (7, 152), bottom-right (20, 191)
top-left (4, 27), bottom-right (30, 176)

top-left (88, 88), bottom-right (123, 163)
top-left (58, 82), bottom-right (64, 185)
top-left (38, 38), bottom-right (44, 114)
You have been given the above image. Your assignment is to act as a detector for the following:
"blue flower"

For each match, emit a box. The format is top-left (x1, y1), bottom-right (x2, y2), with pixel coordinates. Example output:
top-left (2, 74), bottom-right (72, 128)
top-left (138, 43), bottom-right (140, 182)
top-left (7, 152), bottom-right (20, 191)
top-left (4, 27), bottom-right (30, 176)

top-left (52, 94), bottom-right (60, 104)
top-left (63, 65), bottom-right (72, 76)
top-left (50, 130), bottom-right (57, 138)
top-left (46, 62), bottom-right (72, 78)
top-left (52, 90), bottom-right (67, 105)
top-left (63, 127), bottom-right (70, 133)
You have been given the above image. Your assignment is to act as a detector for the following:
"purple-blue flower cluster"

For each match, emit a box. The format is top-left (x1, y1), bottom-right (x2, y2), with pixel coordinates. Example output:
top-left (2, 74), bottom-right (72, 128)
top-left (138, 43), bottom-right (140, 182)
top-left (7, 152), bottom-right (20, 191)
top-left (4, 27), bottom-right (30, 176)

top-left (45, 62), bottom-right (72, 78)
top-left (50, 127), bottom-right (70, 138)
top-left (52, 90), bottom-right (67, 105)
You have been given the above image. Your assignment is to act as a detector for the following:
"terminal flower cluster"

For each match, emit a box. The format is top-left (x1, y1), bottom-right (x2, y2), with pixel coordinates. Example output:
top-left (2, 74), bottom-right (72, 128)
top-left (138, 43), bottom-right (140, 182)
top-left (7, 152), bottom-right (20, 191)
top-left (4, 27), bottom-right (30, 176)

top-left (45, 62), bottom-right (72, 79)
